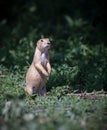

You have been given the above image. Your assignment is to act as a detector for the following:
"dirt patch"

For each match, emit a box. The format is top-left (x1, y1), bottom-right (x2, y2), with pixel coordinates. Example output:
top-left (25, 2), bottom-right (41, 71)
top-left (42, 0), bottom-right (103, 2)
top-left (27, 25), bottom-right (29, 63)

top-left (67, 92), bottom-right (107, 99)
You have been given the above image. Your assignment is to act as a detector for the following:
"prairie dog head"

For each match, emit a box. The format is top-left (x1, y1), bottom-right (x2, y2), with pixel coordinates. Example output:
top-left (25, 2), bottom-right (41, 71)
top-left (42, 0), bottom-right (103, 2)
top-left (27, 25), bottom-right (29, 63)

top-left (37, 38), bottom-right (51, 52)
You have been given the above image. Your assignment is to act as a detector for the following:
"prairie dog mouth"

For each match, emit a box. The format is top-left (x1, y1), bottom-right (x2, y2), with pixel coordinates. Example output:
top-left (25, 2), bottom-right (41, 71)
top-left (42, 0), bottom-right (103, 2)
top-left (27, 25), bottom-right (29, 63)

top-left (44, 43), bottom-right (51, 49)
top-left (47, 44), bottom-right (51, 47)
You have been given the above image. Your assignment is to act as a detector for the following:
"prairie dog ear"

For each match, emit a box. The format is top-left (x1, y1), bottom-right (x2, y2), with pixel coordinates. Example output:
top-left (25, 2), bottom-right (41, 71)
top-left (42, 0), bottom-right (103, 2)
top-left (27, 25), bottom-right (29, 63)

top-left (37, 39), bottom-right (44, 45)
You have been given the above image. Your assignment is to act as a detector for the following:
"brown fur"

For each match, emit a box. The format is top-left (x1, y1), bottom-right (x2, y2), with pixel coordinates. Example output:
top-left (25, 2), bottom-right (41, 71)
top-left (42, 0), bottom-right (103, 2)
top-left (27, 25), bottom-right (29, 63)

top-left (25, 38), bottom-right (51, 96)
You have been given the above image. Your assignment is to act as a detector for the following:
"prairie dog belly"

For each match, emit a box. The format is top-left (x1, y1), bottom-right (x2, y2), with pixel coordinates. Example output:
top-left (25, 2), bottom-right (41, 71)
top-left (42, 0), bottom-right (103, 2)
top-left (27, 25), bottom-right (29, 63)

top-left (26, 63), bottom-right (47, 89)
top-left (26, 64), bottom-right (41, 87)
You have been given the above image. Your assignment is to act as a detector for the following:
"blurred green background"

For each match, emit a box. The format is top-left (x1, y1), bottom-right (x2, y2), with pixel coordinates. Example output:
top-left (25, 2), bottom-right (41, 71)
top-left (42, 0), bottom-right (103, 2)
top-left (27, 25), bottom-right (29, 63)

top-left (0, 0), bottom-right (107, 92)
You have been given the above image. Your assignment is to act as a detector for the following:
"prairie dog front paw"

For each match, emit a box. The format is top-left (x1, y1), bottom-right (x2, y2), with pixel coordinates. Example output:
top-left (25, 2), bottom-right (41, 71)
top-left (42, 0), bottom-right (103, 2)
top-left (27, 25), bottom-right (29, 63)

top-left (42, 70), bottom-right (49, 77)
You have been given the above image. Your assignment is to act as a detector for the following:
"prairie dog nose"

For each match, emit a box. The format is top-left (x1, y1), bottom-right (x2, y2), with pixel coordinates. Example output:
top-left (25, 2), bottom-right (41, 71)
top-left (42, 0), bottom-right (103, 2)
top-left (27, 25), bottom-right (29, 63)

top-left (47, 42), bottom-right (51, 45)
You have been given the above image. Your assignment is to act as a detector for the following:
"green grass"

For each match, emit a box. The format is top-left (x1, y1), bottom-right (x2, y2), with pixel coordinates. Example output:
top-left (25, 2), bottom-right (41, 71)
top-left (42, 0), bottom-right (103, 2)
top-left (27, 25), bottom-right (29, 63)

top-left (0, 67), bottom-right (107, 130)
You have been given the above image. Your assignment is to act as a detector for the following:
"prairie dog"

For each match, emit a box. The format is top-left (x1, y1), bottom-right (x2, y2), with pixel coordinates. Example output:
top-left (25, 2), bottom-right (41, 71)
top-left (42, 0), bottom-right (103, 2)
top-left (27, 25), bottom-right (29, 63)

top-left (25, 38), bottom-right (51, 96)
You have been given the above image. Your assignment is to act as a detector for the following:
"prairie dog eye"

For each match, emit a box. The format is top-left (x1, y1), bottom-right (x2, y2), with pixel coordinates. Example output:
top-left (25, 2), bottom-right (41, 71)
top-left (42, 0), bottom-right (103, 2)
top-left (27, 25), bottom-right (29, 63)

top-left (41, 39), bottom-right (44, 42)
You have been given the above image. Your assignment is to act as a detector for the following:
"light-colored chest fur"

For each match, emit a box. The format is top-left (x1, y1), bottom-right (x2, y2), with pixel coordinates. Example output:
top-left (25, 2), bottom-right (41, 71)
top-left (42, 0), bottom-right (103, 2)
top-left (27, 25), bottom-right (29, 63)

top-left (40, 52), bottom-right (48, 66)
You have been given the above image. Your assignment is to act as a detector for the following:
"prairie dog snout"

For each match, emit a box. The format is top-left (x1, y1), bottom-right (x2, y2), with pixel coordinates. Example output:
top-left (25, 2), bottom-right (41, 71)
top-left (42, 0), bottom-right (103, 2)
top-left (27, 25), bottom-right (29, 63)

top-left (24, 38), bottom-right (51, 96)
